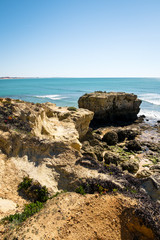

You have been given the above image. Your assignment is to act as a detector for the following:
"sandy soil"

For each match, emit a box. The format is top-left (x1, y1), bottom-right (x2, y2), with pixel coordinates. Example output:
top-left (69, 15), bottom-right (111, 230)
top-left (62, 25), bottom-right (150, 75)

top-left (0, 153), bottom-right (29, 219)
top-left (1, 192), bottom-right (155, 240)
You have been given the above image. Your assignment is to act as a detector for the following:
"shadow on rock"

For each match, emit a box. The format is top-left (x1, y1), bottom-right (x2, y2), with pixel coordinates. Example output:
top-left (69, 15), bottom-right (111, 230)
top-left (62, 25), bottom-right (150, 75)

top-left (120, 208), bottom-right (156, 240)
top-left (75, 156), bottom-right (100, 170)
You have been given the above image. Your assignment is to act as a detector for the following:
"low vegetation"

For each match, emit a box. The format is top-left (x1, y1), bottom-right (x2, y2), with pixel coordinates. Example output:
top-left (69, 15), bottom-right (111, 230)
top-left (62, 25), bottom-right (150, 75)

top-left (75, 185), bottom-right (86, 195)
top-left (2, 201), bottom-right (43, 225)
top-left (109, 145), bottom-right (134, 160)
top-left (1, 177), bottom-right (49, 228)
top-left (18, 177), bottom-right (49, 202)
top-left (75, 183), bottom-right (119, 195)
top-left (1, 178), bottom-right (70, 230)
top-left (67, 106), bottom-right (77, 111)
top-left (148, 155), bottom-right (160, 164)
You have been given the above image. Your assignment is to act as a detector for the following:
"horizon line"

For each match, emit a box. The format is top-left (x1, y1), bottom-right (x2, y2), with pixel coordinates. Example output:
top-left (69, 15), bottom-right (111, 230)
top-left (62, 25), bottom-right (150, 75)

top-left (1, 76), bottom-right (160, 79)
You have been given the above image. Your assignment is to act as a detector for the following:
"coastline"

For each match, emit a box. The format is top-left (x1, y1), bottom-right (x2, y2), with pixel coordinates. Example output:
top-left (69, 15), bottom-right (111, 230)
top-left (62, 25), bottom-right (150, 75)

top-left (0, 78), bottom-right (160, 122)
top-left (0, 95), bottom-right (160, 239)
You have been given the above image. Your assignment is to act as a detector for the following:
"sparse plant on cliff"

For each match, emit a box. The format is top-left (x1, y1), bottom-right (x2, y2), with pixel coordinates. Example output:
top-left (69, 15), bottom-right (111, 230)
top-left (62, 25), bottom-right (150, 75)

top-left (18, 177), bottom-right (32, 191)
top-left (67, 106), bottom-right (77, 111)
top-left (18, 177), bottom-right (49, 202)
top-left (97, 184), bottom-right (109, 195)
top-left (1, 178), bottom-right (49, 228)
top-left (112, 188), bottom-right (118, 193)
top-left (130, 189), bottom-right (137, 194)
top-left (75, 185), bottom-right (86, 195)
top-left (2, 201), bottom-right (43, 225)
top-left (49, 190), bottom-right (67, 199)
top-left (125, 187), bottom-right (137, 194)
top-left (148, 156), bottom-right (159, 164)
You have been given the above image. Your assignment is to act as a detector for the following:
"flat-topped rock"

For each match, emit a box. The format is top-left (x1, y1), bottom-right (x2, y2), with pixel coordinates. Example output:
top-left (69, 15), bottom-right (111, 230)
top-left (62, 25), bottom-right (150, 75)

top-left (78, 91), bottom-right (142, 123)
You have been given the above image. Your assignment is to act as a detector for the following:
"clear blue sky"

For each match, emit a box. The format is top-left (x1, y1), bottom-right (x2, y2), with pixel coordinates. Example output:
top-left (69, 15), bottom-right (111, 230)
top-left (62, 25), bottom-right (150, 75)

top-left (0, 0), bottom-right (160, 77)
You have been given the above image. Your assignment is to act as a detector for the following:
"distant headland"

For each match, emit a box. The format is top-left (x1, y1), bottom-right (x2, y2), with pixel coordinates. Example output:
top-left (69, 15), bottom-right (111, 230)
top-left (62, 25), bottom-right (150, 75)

top-left (0, 77), bottom-right (40, 79)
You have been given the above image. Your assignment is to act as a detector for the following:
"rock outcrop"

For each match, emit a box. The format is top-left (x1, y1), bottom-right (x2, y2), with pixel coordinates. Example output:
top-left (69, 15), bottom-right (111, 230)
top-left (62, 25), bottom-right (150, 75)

top-left (0, 97), bottom-right (160, 240)
top-left (78, 91), bottom-right (141, 124)
top-left (0, 98), bottom-right (144, 199)
top-left (0, 98), bottom-right (94, 151)
top-left (0, 98), bottom-right (94, 198)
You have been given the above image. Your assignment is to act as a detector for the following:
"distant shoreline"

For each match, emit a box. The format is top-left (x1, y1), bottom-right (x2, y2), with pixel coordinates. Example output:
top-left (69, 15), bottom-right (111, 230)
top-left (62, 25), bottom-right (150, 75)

top-left (0, 77), bottom-right (40, 79)
top-left (1, 77), bottom-right (160, 80)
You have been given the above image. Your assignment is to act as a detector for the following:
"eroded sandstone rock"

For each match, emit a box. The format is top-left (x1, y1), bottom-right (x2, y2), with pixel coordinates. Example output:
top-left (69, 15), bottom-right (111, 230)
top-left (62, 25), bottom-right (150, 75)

top-left (78, 91), bottom-right (141, 123)
top-left (0, 96), bottom-right (160, 236)
top-left (0, 98), bottom-right (95, 197)
top-left (0, 98), bottom-right (94, 151)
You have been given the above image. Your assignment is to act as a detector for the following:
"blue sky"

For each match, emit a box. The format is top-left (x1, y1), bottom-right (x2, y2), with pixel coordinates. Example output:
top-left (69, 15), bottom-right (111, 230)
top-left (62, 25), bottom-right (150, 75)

top-left (0, 0), bottom-right (160, 77)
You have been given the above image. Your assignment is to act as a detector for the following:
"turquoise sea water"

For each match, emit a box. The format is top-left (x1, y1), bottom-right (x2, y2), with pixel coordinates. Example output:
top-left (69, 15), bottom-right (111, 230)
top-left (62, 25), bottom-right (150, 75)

top-left (0, 78), bottom-right (160, 120)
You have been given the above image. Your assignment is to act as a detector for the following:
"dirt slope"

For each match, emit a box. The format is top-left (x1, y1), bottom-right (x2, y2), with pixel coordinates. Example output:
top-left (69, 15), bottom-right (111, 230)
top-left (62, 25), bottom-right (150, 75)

top-left (1, 192), bottom-right (156, 240)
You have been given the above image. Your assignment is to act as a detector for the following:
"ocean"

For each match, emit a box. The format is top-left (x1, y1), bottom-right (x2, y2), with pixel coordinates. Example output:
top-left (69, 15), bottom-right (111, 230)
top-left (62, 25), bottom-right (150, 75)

top-left (0, 78), bottom-right (160, 121)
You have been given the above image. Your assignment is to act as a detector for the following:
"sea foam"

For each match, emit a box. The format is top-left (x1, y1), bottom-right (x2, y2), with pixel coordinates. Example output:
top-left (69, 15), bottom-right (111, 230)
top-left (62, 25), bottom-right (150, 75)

top-left (35, 95), bottom-right (67, 100)
top-left (138, 109), bottom-right (160, 121)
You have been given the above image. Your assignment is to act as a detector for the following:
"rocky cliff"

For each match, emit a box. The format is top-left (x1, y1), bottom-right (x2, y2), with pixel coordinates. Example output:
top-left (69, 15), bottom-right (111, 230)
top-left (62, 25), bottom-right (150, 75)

top-left (0, 97), bottom-right (160, 240)
top-left (0, 98), bottom-right (94, 151)
top-left (0, 98), bottom-right (95, 198)
top-left (78, 91), bottom-right (142, 123)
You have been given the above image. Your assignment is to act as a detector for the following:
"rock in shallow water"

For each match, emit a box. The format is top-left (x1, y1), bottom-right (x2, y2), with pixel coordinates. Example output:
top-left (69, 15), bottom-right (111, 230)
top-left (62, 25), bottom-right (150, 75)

top-left (78, 91), bottom-right (141, 124)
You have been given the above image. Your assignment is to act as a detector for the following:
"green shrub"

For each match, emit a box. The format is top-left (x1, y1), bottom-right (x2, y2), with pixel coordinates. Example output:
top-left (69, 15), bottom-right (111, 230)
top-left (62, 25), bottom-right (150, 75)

top-left (2, 201), bottom-right (43, 224)
top-left (97, 184), bottom-right (104, 194)
top-left (67, 106), bottom-right (77, 111)
top-left (18, 177), bottom-right (49, 202)
top-left (97, 184), bottom-right (109, 195)
top-left (35, 185), bottom-right (49, 202)
top-left (148, 156), bottom-right (159, 164)
top-left (18, 177), bottom-right (32, 191)
top-left (130, 189), bottom-right (137, 194)
top-left (49, 190), bottom-right (67, 199)
top-left (1, 178), bottom-right (50, 228)
top-left (125, 187), bottom-right (137, 194)
top-left (112, 188), bottom-right (118, 193)
top-left (75, 186), bottom-right (85, 195)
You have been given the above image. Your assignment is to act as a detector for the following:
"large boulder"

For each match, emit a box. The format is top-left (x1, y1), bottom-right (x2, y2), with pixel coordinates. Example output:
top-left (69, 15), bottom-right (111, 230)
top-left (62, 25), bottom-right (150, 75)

top-left (102, 130), bottom-right (118, 145)
top-left (78, 91), bottom-right (141, 123)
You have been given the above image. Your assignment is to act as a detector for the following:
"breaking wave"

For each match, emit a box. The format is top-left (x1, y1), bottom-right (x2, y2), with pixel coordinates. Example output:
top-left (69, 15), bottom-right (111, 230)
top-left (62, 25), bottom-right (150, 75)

top-left (138, 109), bottom-right (160, 121)
top-left (35, 95), bottom-right (68, 100)
top-left (139, 93), bottom-right (160, 106)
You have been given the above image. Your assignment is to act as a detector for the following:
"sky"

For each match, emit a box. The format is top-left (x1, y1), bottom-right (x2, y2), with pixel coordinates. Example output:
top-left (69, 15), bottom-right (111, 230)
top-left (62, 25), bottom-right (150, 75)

top-left (0, 0), bottom-right (160, 77)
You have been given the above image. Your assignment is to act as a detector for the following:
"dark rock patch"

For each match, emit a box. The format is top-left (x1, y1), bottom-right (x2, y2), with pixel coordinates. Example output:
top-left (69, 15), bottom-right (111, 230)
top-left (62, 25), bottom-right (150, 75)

top-left (121, 160), bottom-right (139, 173)
top-left (102, 130), bottom-right (118, 145)
top-left (126, 140), bottom-right (142, 152)
top-left (104, 151), bottom-right (121, 165)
